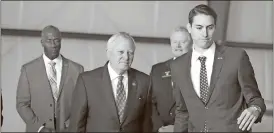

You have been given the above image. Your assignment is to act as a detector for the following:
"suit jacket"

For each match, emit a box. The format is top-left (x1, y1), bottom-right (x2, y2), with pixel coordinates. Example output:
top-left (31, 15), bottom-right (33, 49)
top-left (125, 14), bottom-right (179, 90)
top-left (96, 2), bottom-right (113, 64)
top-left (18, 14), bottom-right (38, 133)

top-left (68, 62), bottom-right (152, 132)
top-left (1, 93), bottom-right (2, 127)
top-left (170, 44), bottom-right (266, 132)
top-left (150, 59), bottom-right (176, 132)
top-left (16, 55), bottom-right (84, 132)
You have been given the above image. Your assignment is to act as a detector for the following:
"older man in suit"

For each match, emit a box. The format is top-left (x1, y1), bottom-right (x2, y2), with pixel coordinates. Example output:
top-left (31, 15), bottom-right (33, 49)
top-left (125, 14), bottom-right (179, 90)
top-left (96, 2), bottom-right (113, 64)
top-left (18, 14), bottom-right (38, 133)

top-left (171, 4), bottom-right (266, 132)
top-left (69, 32), bottom-right (152, 132)
top-left (150, 26), bottom-right (192, 132)
top-left (16, 25), bottom-right (84, 132)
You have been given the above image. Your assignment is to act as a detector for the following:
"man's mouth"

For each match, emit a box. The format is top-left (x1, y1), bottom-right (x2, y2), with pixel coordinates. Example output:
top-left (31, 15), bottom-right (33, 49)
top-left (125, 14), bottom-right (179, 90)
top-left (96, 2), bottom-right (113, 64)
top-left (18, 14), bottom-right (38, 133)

top-left (175, 49), bottom-right (182, 51)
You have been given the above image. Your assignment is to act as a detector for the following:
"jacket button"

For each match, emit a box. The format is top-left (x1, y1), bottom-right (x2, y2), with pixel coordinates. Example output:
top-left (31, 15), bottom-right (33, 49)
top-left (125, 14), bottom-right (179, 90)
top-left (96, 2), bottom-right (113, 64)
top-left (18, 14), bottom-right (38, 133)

top-left (50, 104), bottom-right (52, 107)
top-left (49, 119), bottom-right (52, 121)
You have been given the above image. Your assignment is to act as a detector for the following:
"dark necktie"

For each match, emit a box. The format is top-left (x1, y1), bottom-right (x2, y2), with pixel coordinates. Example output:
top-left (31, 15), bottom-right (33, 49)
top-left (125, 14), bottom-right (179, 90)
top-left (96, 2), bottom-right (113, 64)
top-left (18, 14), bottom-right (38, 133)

top-left (198, 56), bottom-right (209, 104)
top-left (115, 75), bottom-right (126, 123)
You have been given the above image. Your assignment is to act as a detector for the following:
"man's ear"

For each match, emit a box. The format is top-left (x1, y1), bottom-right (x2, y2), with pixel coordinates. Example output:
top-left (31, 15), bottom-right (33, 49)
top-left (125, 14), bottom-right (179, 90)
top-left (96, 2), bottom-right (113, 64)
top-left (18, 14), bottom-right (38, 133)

top-left (41, 39), bottom-right (44, 47)
top-left (106, 49), bottom-right (110, 59)
top-left (187, 23), bottom-right (191, 34)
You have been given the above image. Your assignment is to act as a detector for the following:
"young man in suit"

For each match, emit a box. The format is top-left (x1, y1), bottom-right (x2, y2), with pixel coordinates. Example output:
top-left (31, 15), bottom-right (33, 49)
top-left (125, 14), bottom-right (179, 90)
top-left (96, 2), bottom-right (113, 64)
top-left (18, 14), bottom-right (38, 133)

top-left (68, 32), bottom-right (152, 132)
top-left (150, 26), bottom-right (192, 132)
top-left (16, 25), bottom-right (84, 132)
top-left (171, 4), bottom-right (266, 132)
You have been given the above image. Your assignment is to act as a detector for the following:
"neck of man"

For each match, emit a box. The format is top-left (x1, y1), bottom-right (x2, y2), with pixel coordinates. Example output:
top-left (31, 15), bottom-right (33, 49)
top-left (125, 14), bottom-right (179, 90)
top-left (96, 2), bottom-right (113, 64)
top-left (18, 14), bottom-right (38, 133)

top-left (193, 41), bottom-right (213, 54)
top-left (44, 53), bottom-right (59, 60)
top-left (110, 64), bottom-right (127, 75)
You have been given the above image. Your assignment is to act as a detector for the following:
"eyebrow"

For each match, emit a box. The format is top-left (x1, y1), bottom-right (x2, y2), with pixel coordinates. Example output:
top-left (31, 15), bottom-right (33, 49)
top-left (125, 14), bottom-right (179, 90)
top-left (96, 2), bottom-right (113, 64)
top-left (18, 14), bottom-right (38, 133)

top-left (195, 24), bottom-right (215, 27)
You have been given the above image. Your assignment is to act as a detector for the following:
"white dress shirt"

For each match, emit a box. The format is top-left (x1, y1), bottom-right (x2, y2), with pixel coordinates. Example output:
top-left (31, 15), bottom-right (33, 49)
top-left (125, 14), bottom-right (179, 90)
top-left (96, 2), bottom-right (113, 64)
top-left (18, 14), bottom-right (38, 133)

top-left (191, 42), bottom-right (216, 97)
top-left (38, 54), bottom-right (62, 132)
top-left (43, 54), bottom-right (63, 89)
top-left (108, 63), bottom-right (128, 100)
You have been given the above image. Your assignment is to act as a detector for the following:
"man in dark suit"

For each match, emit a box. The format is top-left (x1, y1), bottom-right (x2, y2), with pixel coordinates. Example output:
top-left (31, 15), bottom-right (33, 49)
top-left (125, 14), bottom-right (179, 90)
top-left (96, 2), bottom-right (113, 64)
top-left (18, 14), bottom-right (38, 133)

top-left (1, 92), bottom-right (2, 127)
top-left (150, 26), bottom-right (192, 132)
top-left (68, 32), bottom-right (152, 132)
top-left (171, 4), bottom-right (266, 132)
top-left (16, 25), bottom-right (84, 132)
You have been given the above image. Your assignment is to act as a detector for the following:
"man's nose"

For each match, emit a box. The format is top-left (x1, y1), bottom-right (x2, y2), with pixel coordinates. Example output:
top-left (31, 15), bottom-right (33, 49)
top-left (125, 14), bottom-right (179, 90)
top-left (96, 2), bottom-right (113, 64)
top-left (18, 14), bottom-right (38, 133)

top-left (122, 52), bottom-right (129, 60)
top-left (177, 43), bottom-right (182, 48)
top-left (202, 28), bottom-right (208, 37)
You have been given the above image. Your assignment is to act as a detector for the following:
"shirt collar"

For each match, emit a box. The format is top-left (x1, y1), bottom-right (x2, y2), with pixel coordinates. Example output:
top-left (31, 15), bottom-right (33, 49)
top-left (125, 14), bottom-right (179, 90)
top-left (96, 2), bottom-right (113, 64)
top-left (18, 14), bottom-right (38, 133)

top-left (192, 41), bottom-right (216, 61)
top-left (43, 53), bottom-right (62, 65)
top-left (108, 62), bottom-right (128, 81)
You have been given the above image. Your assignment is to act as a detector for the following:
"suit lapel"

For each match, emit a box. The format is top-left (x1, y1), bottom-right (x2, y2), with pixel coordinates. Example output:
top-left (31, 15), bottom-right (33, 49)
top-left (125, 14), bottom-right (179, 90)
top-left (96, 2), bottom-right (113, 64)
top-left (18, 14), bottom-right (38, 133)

top-left (176, 51), bottom-right (206, 105)
top-left (121, 68), bottom-right (137, 125)
top-left (205, 45), bottom-right (225, 105)
top-left (39, 56), bottom-right (55, 100)
top-left (57, 56), bottom-right (68, 101)
top-left (101, 63), bottom-right (120, 123)
top-left (185, 51), bottom-right (205, 104)
top-left (165, 59), bottom-right (176, 110)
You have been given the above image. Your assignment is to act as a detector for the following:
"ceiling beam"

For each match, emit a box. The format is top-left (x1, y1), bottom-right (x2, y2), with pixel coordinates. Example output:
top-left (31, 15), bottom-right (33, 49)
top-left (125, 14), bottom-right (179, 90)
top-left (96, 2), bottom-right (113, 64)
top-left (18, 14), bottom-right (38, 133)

top-left (2, 28), bottom-right (272, 49)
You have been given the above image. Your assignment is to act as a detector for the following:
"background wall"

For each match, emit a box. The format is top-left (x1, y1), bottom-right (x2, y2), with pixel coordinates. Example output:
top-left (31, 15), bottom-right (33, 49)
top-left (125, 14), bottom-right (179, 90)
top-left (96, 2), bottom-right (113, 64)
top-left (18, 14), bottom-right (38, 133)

top-left (1, 1), bottom-right (272, 132)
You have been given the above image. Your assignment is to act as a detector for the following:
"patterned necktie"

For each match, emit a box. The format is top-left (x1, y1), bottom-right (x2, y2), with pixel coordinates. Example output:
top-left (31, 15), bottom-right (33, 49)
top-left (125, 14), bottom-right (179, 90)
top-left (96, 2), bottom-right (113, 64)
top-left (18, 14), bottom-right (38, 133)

top-left (48, 61), bottom-right (59, 101)
top-left (198, 56), bottom-right (209, 104)
top-left (115, 75), bottom-right (126, 123)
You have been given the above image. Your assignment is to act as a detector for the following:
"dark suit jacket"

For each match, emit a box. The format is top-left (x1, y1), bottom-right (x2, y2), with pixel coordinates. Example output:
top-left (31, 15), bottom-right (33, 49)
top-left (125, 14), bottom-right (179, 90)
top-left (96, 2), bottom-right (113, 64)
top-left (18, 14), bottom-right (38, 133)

top-left (150, 59), bottom-right (176, 132)
top-left (1, 93), bottom-right (2, 127)
top-left (16, 55), bottom-right (84, 132)
top-left (69, 62), bottom-right (152, 132)
top-left (170, 44), bottom-right (266, 132)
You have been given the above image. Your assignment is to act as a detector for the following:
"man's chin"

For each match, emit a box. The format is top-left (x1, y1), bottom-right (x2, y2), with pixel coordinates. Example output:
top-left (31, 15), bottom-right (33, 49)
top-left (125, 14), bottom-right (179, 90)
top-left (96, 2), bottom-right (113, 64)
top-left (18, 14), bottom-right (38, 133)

top-left (120, 65), bottom-right (130, 70)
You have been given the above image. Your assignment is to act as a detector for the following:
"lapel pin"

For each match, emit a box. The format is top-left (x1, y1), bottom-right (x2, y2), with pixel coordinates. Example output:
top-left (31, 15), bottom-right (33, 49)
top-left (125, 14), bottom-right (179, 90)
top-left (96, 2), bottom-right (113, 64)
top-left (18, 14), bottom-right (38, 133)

top-left (132, 82), bottom-right (136, 86)
top-left (217, 57), bottom-right (223, 59)
top-left (162, 71), bottom-right (171, 78)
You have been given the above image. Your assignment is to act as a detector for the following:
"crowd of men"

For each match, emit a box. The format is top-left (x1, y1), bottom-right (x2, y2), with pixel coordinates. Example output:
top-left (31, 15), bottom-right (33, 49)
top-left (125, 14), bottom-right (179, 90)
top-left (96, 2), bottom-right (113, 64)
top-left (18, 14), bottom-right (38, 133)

top-left (1, 4), bottom-right (266, 133)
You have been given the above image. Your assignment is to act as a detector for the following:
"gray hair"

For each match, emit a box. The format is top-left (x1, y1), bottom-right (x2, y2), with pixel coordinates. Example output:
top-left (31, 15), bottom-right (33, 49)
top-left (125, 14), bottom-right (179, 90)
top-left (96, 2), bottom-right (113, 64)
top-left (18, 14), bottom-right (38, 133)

top-left (170, 26), bottom-right (189, 38)
top-left (107, 32), bottom-right (136, 50)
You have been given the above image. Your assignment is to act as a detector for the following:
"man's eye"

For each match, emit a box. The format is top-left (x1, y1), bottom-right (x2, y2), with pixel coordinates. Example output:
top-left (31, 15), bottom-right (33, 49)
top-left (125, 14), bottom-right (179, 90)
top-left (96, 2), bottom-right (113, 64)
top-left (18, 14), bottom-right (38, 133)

top-left (208, 26), bottom-right (214, 30)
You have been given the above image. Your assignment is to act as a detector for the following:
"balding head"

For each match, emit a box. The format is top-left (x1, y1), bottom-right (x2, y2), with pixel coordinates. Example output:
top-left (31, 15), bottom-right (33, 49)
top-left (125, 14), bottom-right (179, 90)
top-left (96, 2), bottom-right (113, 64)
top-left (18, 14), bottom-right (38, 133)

top-left (41, 25), bottom-right (62, 60)
top-left (41, 25), bottom-right (61, 39)
top-left (170, 26), bottom-right (192, 57)
top-left (106, 32), bottom-right (136, 75)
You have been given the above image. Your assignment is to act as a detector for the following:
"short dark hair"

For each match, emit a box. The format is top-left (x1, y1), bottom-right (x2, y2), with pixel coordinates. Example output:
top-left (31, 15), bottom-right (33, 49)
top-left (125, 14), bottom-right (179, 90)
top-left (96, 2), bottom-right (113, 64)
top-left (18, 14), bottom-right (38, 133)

top-left (188, 4), bottom-right (217, 25)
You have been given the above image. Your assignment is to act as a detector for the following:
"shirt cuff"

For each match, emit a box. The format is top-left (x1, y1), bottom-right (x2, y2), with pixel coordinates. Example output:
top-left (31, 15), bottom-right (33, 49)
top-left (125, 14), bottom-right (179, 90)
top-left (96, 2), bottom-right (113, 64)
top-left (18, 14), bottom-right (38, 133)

top-left (37, 125), bottom-right (45, 132)
top-left (250, 105), bottom-right (262, 113)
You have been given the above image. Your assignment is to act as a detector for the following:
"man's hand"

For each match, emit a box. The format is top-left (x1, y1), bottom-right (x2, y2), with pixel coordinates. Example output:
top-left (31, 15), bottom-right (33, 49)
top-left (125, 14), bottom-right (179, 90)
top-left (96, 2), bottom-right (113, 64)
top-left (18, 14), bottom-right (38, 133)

top-left (237, 106), bottom-right (260, 131)
top-left (158, 125), bottom-right (174, 132)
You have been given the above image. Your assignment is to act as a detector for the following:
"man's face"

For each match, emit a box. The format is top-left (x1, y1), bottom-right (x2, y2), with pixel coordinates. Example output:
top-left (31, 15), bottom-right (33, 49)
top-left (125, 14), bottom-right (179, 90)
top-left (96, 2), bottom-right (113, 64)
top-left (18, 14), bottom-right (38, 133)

top-left (107, 37), bottom-right (135, 74)
top-left (188, 14), bottom-right (215, 49)
top-left (41, 29), bottom-right (61, 60)
top-left (170, 32), bottom-right (191, 57)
